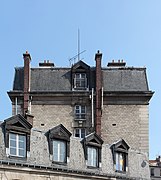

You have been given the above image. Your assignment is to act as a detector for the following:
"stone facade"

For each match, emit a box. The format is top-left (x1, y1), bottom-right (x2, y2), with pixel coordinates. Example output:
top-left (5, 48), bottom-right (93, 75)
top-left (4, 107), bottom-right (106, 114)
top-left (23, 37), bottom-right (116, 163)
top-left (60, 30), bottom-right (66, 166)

top-left (2, 51), bottom-right (153, 179)
top-left (102, 105), bottom-right (149, 153)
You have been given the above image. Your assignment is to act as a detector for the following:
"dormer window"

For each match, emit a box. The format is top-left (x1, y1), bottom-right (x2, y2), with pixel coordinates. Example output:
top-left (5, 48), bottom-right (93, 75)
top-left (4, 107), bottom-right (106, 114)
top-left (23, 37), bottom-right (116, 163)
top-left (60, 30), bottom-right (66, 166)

top-left (71, 60), bottom-right (90, 91)
top-left (81, 132), bottom-right (103, 168)
top-left (2, 114), bottom-right (32, 159)
top-left (111, 139), bottom-right (129, 173)
top-left (75, 105), bottom-right (86, 120)
top-left (9, 133), bottom-right (26, 157)
top-left (46, 124), bottom-right (72, 165)
top-left (74, 73), bottom-right (87, 89)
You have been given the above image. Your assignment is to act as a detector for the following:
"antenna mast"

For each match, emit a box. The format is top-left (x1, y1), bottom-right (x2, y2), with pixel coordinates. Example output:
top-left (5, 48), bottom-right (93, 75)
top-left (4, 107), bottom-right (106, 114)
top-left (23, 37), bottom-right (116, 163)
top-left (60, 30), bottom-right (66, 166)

top-left (78, 28), bottom-right (80, 61)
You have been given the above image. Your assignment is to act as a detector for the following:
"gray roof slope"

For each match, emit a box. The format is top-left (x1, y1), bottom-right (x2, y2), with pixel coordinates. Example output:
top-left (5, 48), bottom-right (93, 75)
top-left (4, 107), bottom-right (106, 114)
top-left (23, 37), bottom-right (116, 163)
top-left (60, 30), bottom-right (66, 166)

top-left (12, 67), bottom-right (149, 92)
top-left (103, 68), bottom-right (149, 91)
top-left (13, 68), bottom-right (24, 91)
top-left (30, 68), bottom-right (71, 91)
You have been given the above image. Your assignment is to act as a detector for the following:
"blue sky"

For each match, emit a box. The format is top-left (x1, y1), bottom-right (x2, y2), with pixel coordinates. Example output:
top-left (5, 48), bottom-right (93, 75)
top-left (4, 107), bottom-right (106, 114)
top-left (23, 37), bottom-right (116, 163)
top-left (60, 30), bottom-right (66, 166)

top-left (0, 0), bottom-right (161, 159)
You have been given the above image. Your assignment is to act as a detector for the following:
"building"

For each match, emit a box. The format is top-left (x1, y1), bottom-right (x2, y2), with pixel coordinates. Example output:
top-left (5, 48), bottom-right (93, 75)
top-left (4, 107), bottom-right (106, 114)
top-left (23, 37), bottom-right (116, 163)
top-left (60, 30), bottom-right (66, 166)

top-left (149, 156), bottom-right (161, 179)
top-left (0, 51), bottom-right (153, 179)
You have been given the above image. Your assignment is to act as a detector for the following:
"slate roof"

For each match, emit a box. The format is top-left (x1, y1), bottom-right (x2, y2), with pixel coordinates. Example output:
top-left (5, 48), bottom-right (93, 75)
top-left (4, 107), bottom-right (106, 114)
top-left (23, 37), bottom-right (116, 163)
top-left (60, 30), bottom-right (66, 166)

top-left (102, 67), bottom-right (149, 92)
top-left (12, 65), bottom-right (150, 92)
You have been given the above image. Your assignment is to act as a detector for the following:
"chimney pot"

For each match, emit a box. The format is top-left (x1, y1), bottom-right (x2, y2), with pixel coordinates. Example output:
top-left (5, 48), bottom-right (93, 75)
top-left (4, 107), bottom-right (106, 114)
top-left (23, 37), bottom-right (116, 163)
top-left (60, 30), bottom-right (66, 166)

top-left (118, 60), bottom-right (120, 63)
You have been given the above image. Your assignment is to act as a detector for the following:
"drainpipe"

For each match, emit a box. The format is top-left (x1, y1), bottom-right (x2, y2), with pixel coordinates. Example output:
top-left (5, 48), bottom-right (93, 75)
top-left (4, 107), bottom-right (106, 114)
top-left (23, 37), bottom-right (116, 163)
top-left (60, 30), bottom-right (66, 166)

top-left (95, 50), bottom-right (102, 136)
top-left (91, 88), bottom-right (94, 127)
top-left (15, 97), bottom-right (18, 115)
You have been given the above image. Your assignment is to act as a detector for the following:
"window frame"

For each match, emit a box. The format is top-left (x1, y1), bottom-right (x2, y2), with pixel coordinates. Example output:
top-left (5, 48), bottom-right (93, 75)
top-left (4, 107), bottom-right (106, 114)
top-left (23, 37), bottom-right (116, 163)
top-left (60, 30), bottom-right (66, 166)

top-left (9, 132), bottom-right (26, 158)
top-left (74, 73), bottom-right (87, 90)
top-left (75, 105), bottom-right (86, 120)
top-left (111, 139), bottom-right (129, 173)
top-left (47, 124), bottom-right (72, 165)
top-left (81, 132), bottom-right (103, 169)
top-left (74, 128), bottom-right (86, 138)
top-left (53, 139), bottom-right (67, 163)
top-left (87, 146), bottom-right (99, 168)
top-left (115, 151), bottom-right (126, 172)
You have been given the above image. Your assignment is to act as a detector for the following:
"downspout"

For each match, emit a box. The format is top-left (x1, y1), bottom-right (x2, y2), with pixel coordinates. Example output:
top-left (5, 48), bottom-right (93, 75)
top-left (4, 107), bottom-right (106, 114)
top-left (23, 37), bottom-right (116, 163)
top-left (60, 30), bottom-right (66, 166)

top-left (15, 97), bottom-right (17, 115)
top-left (91, 88), bottom-right (94, 127)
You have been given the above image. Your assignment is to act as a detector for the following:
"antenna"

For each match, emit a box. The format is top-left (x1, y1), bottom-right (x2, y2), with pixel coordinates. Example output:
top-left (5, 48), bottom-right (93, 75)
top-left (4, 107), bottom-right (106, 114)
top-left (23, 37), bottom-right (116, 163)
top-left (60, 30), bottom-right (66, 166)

top-left (78, 28), bottom-right (80, 61)
top-left (68, 29), bottom-right (86, 66)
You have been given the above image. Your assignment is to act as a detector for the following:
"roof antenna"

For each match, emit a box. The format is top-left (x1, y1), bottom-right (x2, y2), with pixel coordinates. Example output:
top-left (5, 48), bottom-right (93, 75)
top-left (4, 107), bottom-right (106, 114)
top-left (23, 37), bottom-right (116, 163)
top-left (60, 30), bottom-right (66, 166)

top-left (68, 29), bottom-right (86, 66)
top-left (78, 28), bottom-right (80, 61)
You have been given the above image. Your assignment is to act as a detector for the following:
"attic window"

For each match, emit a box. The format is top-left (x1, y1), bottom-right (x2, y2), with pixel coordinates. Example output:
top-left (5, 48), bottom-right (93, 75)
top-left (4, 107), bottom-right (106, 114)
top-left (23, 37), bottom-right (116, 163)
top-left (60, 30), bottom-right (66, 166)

top-left (46, 124), bottom-right (72, 165)
top-left (111, 139), bottom-right (129, 173)
top-left (74, 73), bottom-right (87, 90)
top-left (81, 132), bottom-right (103, 168)
top-left (3, 114), bottom-right (32, 159)
top-left (9, 133), bottom-right (26, 157)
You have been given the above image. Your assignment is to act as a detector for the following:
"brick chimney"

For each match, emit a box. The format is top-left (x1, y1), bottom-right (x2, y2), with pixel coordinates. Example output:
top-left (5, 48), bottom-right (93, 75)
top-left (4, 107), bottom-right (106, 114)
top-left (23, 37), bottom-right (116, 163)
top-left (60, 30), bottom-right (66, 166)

top-left (95, 50), bottom-right (102, 136)
top-left (23, 51), bottom-right (31, 116)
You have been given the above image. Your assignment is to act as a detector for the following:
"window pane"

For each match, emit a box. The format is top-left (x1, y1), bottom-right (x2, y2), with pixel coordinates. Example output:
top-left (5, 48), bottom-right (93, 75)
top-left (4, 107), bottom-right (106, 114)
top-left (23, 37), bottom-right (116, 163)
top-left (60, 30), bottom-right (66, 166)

top-left (116, 152), bottom-right (125, 171)
top-left (53, 140), bottom-right (66, 162)
top-left (87, 147), bottom-right (97, 167)
top-left (9, 133), bottom-right (26, 157)
top-left (81, 129), bottom-right (85, 138)
top-left (19, 149), bottom-right (25, 157)
top-left (10, 140), bottom-right (16, 147)
top-left (19, 141), bottom-right (25, 149)
top-left (10, 147), bottom-right (16, 155)
top-left (19, 135), bottom-right (26, 142)
top-left (10, 133), bottom-right (16, 140)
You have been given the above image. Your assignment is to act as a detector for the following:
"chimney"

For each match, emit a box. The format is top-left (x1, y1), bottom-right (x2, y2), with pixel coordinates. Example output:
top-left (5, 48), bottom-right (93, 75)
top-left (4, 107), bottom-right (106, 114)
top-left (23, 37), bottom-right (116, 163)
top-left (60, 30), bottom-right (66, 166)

top-left (107, 59), bottom-right (126, 67)
top-left (95, 50), bottom-right (102, 136)
top-left (25, 113), bottom-right (34, 126)
top-left (23, 51), bottom-right (31, 116)
top-left (39, 60), bottom-right (54, 67)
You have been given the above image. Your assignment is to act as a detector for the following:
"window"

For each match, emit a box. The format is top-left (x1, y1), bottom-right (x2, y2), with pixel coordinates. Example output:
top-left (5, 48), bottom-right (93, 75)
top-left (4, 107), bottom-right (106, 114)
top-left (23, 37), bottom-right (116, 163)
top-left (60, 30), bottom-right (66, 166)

top-left (74, 73), bottom-right (87, 89)
top-left (74, 128), bottom-right (86, 138)
top-left (151, 168), bottom-right (154, 176)
top-left (81, 132), bottom-right (103, 169)
top-left (75, 105), bottom-right (86, 120)
top-left (9, 133), bottom-right (26, 157)
top-left (3, 114), bottom-right (32, 159)
top-left (116, 152), bottom-right (126, 172)
top-left (111, 139), bottom-right (129, 173)
top-left (47, 124), bottom-right (72, 165)
top-left (53, 140), bottom-right (66, 163)
top-left (87, 147), bottom-right (98, 167)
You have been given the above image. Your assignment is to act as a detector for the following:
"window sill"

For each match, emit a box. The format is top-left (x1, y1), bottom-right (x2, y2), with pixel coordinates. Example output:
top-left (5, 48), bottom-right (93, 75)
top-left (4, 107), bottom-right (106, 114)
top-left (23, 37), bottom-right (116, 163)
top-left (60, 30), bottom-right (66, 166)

top-left (115, 170), bottom-right (126, 174)
top-left (87, 166), bottom-right (99, 169)
top-left (8, 155), bottom-right (27, 161)
top-left (52, 161), bottom-right (67, 166)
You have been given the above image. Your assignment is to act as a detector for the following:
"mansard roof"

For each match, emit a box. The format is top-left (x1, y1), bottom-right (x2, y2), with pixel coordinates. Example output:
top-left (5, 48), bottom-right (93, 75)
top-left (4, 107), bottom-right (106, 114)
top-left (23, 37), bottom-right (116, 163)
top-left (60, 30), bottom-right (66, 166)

top-left (12, 64), bottom-right (150, 92)
top-left (103, 67), bottom-right (149, 92)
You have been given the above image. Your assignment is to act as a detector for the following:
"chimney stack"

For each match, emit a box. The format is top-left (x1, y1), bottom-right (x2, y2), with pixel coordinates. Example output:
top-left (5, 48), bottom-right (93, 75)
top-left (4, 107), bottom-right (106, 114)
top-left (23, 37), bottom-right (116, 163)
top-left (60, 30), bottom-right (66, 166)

top-left (23, 51), bottom-right (31, 116)
top-left (95, 50), bottom-right (102, 136)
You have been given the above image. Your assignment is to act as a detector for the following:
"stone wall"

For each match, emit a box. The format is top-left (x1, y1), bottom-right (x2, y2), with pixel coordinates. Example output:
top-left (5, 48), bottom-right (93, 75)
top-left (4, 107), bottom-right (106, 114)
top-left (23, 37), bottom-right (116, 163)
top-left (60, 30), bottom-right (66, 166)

top-left (0, 126), bottom-right (150, 179)
top-left (101, 105), bottom-right (149, 153)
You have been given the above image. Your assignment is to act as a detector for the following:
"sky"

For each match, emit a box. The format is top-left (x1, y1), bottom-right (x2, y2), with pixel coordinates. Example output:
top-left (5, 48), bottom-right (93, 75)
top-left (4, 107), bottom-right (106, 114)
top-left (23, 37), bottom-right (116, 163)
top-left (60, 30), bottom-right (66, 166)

top-left (0, 0), bottom-right (161, 160)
